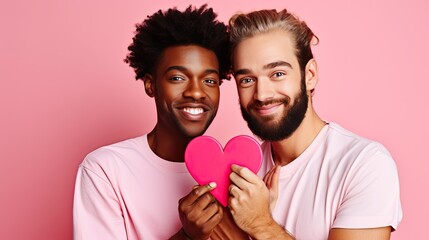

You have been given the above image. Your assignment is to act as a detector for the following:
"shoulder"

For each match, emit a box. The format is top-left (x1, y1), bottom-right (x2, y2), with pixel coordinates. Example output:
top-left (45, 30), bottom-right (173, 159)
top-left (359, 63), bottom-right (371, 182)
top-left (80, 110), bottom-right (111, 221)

top-left (329, 124), bottom-right (402, 229)
top-left (327, 123), bottom-right (392, 158)
top-left (326, 123), bottom-right (398, 177)
top-left (81, 135), bottom-right (147, 173)
top-left (321, 123), bottom-right (399, 180)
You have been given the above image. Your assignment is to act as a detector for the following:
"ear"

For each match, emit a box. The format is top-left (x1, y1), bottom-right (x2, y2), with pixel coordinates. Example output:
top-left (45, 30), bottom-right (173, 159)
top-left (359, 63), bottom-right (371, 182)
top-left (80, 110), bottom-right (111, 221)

top-left (143, 74), bottom-right (155, 98)
top-left (304, 59), bottom-right (318, 94)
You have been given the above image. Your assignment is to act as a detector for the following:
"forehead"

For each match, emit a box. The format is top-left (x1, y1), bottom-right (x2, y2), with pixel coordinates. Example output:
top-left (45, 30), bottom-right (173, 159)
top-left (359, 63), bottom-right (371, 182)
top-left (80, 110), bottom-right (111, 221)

top-left (156, 45), bottom-right (219, 73)
top-left (233, 30), bottom-right (298, 70)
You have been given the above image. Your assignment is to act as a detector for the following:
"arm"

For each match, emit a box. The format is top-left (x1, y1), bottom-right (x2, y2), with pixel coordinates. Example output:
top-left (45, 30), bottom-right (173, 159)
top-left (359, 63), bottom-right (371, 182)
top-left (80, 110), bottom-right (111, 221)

top-left (327, 150), bottom-right (401, 240)
top-left (263, 165), bottom-right (280, 212)
top-left (73, 165), bottom-right (127, 240)
top-left (229, 164), bottom-right (395, 240)
top-left (329, 227), bottom-right (391, 240)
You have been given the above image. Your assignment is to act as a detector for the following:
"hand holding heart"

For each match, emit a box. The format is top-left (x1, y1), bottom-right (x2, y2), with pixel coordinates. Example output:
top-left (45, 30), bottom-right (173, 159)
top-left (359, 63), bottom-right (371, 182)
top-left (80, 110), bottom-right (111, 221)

top-left (177, 183), bottom-right (224, 240)
top-left (228, 163), bottom-right (275, 235)
top-left (184, 135), bottom-right (262, 206)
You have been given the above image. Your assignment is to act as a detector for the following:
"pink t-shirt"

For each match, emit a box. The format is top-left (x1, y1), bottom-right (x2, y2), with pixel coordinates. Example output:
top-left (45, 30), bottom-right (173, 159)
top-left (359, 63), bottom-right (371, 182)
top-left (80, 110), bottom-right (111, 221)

top-left (73, 135), bottom-right (196, 239)
top-left (258, 123), bottom-right (402, 240)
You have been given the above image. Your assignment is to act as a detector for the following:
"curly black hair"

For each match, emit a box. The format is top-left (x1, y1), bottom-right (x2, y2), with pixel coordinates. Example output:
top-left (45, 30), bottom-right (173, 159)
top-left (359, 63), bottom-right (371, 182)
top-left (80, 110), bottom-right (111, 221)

top-left (124, 4), bottom-right (230, 81)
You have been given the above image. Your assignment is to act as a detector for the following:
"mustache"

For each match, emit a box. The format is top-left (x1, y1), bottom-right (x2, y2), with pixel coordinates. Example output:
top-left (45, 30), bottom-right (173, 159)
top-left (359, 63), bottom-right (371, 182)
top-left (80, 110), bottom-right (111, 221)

top-left (176, 98), bottom-right (214, 109)
top-left (248, 98), bottom-right (290, 109)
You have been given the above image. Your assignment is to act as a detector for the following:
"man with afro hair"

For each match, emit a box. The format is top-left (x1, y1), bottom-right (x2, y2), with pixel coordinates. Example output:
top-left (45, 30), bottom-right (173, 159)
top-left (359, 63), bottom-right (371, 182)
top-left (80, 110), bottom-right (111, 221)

top-left (73, 5), bottom-right (246, 239)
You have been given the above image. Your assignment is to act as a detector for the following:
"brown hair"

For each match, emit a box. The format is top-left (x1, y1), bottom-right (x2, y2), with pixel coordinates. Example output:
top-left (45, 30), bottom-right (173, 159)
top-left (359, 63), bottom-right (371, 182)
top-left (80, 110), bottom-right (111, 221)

top-left (229, 9), bottom-right (318, 73)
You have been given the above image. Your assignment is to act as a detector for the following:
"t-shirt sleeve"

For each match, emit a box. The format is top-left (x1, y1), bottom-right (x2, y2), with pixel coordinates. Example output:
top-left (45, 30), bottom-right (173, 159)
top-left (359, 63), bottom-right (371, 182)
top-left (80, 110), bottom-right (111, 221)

top-left (73, 160), bottom-right (127, 240)
top-left (332, 148), bottom-right (403, 230)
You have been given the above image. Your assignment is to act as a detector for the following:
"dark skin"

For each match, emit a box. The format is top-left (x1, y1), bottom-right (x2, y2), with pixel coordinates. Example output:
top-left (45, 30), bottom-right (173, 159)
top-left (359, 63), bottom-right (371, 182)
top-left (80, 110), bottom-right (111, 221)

top-left (172, 184), bottom-right (248, 240)
top-left (145, 45), bottom-right (220, 162)
top-left (177, 184), bottom-right (224, 239)
top-left (143, 45), bottom-right (246, 240)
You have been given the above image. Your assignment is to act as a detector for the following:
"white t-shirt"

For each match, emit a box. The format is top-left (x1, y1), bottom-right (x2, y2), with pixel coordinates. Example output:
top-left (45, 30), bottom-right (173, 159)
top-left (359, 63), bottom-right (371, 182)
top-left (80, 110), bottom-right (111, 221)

top-left (258, 123), bottom-right (402, 240)
top-left (73, 135), bottom-right (196, 240)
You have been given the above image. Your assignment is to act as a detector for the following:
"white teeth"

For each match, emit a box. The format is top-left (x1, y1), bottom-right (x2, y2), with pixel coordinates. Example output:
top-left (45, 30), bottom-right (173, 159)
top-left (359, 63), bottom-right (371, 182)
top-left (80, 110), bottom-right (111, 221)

top-left (183, 107), bottom-right (204, 115)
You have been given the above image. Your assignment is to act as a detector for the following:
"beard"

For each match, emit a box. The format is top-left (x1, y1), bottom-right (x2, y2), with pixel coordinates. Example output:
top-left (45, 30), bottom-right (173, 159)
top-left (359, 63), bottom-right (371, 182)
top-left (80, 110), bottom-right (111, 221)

top-left (240, 80), bottom-right (308, 141)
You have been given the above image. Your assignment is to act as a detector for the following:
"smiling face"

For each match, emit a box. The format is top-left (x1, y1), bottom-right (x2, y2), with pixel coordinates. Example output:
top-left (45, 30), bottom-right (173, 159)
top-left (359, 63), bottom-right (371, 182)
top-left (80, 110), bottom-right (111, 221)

top-left (233, 30), bottom-right (309, 141)
top-left (146, 45), bottom-right (220, 139)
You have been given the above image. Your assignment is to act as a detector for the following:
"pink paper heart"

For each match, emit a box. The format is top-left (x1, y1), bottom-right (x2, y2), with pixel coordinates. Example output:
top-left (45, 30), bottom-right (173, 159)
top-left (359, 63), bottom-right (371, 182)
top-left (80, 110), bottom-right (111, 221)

top-left (185, 135), bottom-right (262, 206)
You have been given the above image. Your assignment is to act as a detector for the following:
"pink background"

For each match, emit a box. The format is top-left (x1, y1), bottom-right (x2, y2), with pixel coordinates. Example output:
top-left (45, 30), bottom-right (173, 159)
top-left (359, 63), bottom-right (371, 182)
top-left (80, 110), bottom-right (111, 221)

top-left (1, 0), bottom-right (427, 239)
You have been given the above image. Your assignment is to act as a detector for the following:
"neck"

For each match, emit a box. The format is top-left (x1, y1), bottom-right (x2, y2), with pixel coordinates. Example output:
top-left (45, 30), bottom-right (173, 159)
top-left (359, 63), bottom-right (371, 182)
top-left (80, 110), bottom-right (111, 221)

top-left (147, 125), bottom-right (191, 162)
top-left (271, 104), bottom-right (326, 166)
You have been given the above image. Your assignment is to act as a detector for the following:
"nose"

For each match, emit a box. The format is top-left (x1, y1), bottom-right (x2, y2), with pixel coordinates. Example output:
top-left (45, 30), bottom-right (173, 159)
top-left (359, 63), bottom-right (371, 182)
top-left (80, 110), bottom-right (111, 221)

top-left (183, 79), bottom-right (207, 100)
top-left (254, 77), bottom-right (274, 101)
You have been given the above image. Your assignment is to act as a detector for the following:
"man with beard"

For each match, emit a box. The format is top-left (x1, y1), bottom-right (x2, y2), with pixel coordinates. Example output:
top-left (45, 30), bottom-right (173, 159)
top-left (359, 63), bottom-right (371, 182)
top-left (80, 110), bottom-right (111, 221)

top-left (73, 5), bottom-right (247, 240)
top-left (226, 9), bottom-right (403, 240)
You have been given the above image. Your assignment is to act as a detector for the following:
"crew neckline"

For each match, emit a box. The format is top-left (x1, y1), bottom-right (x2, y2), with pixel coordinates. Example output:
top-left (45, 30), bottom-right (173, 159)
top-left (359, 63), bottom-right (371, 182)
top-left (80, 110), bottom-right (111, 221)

top-left (271, 123), bottom-right (330, 178)
top-left (138, 134), bottom-right (189, 173)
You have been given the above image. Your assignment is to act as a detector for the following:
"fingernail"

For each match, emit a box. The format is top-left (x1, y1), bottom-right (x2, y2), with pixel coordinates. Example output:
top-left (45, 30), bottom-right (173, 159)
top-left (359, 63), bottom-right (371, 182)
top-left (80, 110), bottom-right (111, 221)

top-left (209, 182), bottom-right (217, 189)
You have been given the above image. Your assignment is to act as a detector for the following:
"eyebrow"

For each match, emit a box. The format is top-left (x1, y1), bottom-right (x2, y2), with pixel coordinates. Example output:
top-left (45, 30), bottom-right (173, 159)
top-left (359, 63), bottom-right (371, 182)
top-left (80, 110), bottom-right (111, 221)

top-left (164, 66), bottom-right (219, 75)
top-left (263, 61), bottom-right (292, 70)
top-left (234, 61), bottom-right (293, 76)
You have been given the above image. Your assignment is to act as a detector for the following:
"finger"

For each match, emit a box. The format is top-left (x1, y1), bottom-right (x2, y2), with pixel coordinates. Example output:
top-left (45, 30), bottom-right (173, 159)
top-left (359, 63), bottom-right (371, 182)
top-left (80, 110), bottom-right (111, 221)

top-left (229, 171), bottom-right (247, 190)
top-left (204, 204), bottom-right (224, 226)
top-left (228, 184), bottom-right (240, 197)
top-left (193, 192), bottom-right (217, 211)
top-left (230, 166), bottom-right (262, 191)
top-left (186, 201), bottom-right (222, 234)
top-left (269, 166), bottom-right (280, 212)
top-left (228, 197), bottom-right (238, 215)
top-left (199, 201), bottom-right (222, 223)
top-left (263, 171), bottom-right (270, 185)
top-left (263, 168), bottom-right (274, 188)
top-left (194, 213), bottom-right (223, 236)
top-left (271, 166), bottom-right (280, 193)
top-left (179, 185), bottom-right (200, 204)
top-left (231, 164), bottom-right (259, 184)
top-left (181, 182), bottom-right (217, 206)
top-left (264, 173), bottom-right (272, 189)
top-left (181, 192), bottom-right (217, 222)
top-left (264, 165), bottom-right (279, 188)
